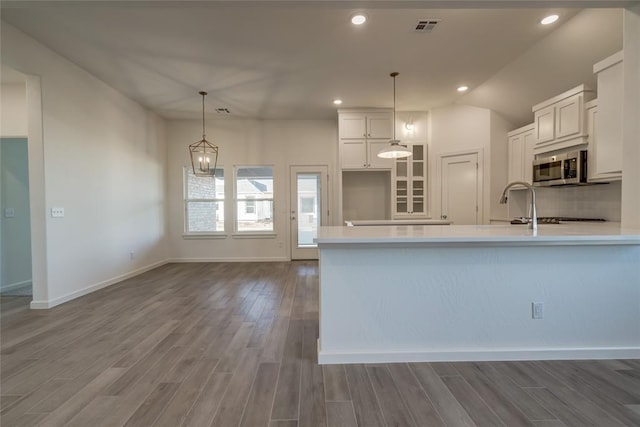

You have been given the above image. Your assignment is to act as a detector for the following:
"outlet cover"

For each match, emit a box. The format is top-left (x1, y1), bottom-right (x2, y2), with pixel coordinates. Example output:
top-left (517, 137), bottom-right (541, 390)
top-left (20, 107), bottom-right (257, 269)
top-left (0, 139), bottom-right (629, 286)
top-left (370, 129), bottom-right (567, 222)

top-left (4, 208), bottom-right (15, 218)
top-left (532, 302), bottom-right (544, 319)
top-left (51, 207), bottom-right (65, 218)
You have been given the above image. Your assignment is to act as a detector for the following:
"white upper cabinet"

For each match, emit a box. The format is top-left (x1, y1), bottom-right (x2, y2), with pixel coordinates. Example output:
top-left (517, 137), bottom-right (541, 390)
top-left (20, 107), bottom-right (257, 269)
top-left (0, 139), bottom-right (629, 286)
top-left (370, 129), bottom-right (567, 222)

top-left (338, 110), bottom-right (393, 170)
top-left (532, 84), bottom-right (595, 153)
top-left (507, 124), bottom-right (535, 185)
top-left (590, 51), bottom-right (623, 181)
top-left (392, 144), bottom-right (427, 218)
top-left (339, 111), bottom-right (393, 140)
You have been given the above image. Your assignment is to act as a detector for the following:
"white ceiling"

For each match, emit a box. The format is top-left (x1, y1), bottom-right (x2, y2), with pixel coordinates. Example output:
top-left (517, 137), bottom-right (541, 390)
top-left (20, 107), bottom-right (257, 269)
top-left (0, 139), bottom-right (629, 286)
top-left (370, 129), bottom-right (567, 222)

top-left (0, 2), bottom-right (627, 126)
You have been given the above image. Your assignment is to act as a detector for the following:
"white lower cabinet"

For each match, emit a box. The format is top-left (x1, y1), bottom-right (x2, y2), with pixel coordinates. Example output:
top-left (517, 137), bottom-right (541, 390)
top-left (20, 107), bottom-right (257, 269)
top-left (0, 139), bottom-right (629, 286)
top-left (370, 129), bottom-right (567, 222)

top-left (392, 144), bottom-right (427, 218)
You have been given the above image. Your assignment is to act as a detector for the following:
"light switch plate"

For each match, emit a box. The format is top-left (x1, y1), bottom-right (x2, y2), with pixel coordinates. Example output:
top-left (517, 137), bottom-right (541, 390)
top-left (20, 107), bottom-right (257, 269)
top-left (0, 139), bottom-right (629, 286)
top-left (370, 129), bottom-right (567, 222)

top-left (4, 208), bottom-right (15, 218)
top-left (51, 207), bottom-right (65, 218)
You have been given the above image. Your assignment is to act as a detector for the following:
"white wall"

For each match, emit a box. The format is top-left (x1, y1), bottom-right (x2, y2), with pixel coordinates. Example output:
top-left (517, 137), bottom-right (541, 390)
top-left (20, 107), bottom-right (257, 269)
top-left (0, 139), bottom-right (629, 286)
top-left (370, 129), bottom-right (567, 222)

top-left (1, 83), bottom-right (28, 137)
top-left (167, 118), bottom-right (338, 261)
top-left (489, 111), bottom-right (512, 220)
top-left (429, 104), bottom-right (509, 224)
top-left (342, 171), bottom-right (391, 221)
top-left (1, 22), bottom-right (169, 307)
top-left (622, 5), bottom-right (640, 228)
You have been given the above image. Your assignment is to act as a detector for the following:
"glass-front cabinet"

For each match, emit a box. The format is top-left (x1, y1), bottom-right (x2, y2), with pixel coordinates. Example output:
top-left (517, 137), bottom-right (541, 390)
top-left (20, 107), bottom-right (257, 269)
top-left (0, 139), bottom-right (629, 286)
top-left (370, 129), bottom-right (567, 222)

top-left (392, 144), bottom-right (427, 218)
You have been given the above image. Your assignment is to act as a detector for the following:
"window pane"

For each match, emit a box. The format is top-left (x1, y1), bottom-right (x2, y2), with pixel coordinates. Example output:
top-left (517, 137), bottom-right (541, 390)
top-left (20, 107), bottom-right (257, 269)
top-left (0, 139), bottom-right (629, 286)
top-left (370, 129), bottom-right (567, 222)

top-left (185, 167), bottom-right (224, 233)
top-left (187, 169), bottom-right (224, 199)
top-left (297, 174), bottom-right (320, 247)
top-left (237, 200), bottom-right (273, 232)
top-left (235, 166), bottom-right (274, 232)
top-left (187, 201), bottom-right (224, 232)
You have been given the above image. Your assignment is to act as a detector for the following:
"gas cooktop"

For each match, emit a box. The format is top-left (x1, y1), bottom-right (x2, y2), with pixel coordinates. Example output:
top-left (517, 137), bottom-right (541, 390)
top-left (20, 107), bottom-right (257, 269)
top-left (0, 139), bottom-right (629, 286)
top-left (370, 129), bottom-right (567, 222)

top-left (511, 217), bottom-right (607, 225)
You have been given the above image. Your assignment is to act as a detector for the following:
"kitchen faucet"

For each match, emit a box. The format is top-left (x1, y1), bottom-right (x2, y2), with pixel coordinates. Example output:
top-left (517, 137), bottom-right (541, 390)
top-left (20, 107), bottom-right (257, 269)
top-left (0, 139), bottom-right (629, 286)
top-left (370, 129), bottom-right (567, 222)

top-left (499, 181), bottom-right (538, 231)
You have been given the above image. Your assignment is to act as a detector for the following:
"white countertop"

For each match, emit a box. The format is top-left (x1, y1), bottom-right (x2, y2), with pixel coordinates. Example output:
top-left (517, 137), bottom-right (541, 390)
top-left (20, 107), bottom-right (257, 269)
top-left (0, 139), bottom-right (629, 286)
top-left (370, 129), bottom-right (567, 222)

top-left (345, 219), bottom-right (452, 226)
top-left (317, 223), bottom-right (640, 246)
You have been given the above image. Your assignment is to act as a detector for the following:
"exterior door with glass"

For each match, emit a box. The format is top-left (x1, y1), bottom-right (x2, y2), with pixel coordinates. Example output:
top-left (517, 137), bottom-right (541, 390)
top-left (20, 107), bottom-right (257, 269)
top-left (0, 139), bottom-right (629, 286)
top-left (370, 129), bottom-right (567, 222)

top-left (290, 166), bottom-right (329, 260)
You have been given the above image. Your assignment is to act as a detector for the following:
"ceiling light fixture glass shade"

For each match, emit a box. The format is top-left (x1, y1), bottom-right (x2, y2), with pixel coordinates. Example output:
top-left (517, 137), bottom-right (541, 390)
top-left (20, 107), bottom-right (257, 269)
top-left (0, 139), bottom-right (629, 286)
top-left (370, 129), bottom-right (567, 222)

top-left (189, 91), bottom-right (219, 177)
top-left (377, 72), bottom-right (412, 159)
top-left (540, 14), bottom-right (559, 25)
top-left (351, 14), bottom-right (367, 25)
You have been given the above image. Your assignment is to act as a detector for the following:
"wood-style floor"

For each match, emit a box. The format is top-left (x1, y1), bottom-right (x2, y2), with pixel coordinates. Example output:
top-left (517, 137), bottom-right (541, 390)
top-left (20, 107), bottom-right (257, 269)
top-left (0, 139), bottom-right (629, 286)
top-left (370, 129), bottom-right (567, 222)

top-left (2, 261), bottom-right (640, 427)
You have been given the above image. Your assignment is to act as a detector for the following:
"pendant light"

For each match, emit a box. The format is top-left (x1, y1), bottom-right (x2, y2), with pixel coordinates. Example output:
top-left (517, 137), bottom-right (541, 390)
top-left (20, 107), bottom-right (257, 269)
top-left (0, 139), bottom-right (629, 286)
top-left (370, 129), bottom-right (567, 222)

top-left (377, 72), bottom-right (413, 159)
top-left (188, 91), bottom-right (219, 177)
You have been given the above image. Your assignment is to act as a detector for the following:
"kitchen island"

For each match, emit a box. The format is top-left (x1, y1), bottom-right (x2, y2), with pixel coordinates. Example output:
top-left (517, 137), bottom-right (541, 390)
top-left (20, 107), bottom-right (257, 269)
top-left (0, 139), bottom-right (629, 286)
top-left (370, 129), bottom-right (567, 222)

top-left (317, 223), bottom-right (640, 364)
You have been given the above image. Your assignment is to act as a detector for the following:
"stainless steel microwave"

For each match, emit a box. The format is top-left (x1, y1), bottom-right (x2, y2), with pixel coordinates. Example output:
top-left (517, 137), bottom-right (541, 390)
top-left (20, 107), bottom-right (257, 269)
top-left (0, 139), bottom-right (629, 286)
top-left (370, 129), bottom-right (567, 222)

top-left (532, 150), bottom-right (587, 187)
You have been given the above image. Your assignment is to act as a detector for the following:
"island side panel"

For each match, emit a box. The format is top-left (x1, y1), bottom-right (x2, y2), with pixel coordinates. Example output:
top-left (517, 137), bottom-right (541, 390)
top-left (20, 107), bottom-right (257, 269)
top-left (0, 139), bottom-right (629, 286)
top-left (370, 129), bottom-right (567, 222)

top-left (318, 244), bottom-right (640, 364)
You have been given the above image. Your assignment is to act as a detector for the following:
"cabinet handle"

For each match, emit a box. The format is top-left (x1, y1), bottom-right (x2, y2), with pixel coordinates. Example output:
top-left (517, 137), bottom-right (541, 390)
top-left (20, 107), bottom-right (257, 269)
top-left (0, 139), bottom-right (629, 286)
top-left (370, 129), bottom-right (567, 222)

top-left (442, 214), bottom-right (448, 219)
top-left (363, 133), bottom-right (367, 137)
top-left (368, 133), bottom-right (371, 137)
top-left (363, 163), bottom-right (367, 167)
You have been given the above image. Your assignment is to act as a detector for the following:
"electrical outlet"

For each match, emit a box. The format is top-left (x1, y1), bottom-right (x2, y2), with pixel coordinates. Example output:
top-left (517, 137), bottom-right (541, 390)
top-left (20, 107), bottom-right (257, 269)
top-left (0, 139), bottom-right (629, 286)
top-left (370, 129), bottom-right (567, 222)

top-left (129, 251), bottom-right (136, 260)
top-left (51, 207), bottom-right (65, 218)
top-left (532, 302), bottom-right (544, 319)
top-left (4, 208), bottom-right (15, 218)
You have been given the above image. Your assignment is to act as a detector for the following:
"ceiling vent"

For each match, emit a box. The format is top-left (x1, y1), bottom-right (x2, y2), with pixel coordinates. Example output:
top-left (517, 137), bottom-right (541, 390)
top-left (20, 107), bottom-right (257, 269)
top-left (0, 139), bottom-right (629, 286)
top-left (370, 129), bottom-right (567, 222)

top-left (414, 20), bottom-right (439, 33)
top-left (215, 108), bottom-right (231, 114)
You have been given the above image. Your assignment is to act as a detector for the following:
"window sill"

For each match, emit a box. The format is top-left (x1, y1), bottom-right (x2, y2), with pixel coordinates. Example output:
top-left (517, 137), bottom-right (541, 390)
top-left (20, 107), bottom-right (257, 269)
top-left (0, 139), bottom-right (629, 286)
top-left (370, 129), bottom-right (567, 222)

top-left (182, 233), bottom-right (228, 240)
top-left (232, 233), bottom-right (277, 239)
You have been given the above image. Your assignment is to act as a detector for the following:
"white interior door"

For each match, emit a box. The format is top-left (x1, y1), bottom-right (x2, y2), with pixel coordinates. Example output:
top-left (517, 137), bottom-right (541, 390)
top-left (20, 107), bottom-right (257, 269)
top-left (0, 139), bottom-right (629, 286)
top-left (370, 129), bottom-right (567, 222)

top-left (290, 166), bottom-right (329, 260)
top-left (441, 152), bottom-right (480, 225)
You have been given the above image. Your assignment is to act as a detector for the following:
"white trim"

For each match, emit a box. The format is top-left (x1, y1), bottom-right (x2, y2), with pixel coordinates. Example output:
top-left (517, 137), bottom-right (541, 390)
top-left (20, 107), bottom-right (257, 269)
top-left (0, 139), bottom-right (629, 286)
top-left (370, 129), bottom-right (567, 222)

top-left (318, 346), bottom-right (640, 365)
top-left (232, 233), bottom-right (276, 239)
top-left (29, 259), bottom-right (168, 309)
top-left (0, 279), bottom-right (32, 292)
top-left (182, 233), bottom-right (228, 240)
top-left (167, 256), bottom-right (289, 262)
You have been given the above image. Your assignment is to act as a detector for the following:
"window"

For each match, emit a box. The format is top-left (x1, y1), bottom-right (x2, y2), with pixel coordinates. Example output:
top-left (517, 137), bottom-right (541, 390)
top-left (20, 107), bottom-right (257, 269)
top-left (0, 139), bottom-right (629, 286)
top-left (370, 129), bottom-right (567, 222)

top-left (235, 166), bottom-right (274, 233)
top-left (184, 167), bottom-right (224, 233)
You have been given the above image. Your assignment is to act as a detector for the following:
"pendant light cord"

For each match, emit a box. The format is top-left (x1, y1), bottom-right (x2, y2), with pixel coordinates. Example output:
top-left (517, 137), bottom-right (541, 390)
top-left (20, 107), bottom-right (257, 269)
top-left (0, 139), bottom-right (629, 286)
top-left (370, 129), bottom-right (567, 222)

top-left (390, 72), bottom-right (399, 141)
top-left (199, 91), bottom-right (207, 140)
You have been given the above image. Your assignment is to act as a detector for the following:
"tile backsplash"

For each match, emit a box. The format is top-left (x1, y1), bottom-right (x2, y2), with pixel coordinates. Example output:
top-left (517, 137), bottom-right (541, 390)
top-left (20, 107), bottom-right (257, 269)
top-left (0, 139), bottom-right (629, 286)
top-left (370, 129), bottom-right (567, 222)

top-left (508, 181), bottom-right (621, 221)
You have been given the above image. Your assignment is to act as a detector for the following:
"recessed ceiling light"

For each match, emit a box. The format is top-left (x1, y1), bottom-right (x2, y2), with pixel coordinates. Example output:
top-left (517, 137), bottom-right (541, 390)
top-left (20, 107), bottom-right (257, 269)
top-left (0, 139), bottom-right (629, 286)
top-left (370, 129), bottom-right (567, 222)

top-left (541, 14), bottom-right (559, 25)
top-left (333, 99), bottom-right (343, 105)
top-left (351, 14), bottom-right (367, 25)
top-left (457, 85), bottom-right (469, 92)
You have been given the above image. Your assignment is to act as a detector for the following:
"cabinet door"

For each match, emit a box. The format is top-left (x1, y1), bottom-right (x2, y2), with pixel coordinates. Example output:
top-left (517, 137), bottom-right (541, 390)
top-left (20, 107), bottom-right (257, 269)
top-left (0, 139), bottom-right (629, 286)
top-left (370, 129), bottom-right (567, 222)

top-left (368, 140), bottom-right (393, 169)
top-left (508, 134), bottom-right (524, 183)
top-left (555, 94), bottom-right (582, 140)
top-left (534, 105), bottom-right (555, 144)
top-left (410, 145), bottom-right (426, 216)
top-left (340, 115), bottom-right (367, 139)
top-left (367, 113), bottom-right (393, 139)
top-left (340, 140), bottom-right (367, 169)
top-left (596, 61), bottom-right (623, 175)
top-left (522, 130), bottom-right (535, 184)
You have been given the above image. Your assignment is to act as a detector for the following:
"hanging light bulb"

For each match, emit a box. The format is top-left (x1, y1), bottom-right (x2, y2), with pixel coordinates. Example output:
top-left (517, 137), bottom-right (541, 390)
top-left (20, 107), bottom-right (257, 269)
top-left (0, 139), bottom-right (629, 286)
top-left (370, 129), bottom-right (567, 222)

top-left (188, 91), bottom-right (219, 177)
top-left (377, 72), bottom-right (412, 159)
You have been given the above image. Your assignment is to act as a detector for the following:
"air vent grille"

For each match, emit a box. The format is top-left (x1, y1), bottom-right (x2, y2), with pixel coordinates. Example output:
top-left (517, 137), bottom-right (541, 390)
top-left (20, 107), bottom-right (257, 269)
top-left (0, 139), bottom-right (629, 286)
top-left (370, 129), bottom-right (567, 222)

top-left (415, 19), bottom-right (439, 32)
top-left (215, 108), bottom-right (231, 114)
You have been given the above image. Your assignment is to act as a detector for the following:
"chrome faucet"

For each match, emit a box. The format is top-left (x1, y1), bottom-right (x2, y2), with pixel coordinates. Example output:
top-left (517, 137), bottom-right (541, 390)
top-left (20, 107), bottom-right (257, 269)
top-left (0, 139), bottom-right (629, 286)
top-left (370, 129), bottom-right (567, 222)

top-left (500, 181), bottom-right (538, 231)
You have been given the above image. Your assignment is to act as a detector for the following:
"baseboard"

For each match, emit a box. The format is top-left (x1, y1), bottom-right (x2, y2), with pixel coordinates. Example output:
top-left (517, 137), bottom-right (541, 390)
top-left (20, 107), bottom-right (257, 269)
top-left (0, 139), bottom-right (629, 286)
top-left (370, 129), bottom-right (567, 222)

top-left (167, 257), bottom-right (290, 263)
top-left (0, 279), bottom-right (32, 292)
top-left (30, 259), bottom-right (169, 309)
top-left (317, 345), bottom-right (640, 365)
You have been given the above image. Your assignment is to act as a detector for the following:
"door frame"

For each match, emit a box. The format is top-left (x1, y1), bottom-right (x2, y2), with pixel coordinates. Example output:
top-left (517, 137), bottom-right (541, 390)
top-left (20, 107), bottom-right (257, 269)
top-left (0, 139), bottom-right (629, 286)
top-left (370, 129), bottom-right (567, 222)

top-left (289, 165), bottom-right (329, 260)
top-left (437, 148), bottom-right (484, 224)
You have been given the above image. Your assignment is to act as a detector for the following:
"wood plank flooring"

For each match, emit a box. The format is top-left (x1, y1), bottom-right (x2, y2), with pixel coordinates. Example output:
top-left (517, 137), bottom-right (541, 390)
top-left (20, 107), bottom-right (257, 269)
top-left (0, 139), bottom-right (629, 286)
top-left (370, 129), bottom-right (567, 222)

top-left (2, 261), bottom-right (640, 427)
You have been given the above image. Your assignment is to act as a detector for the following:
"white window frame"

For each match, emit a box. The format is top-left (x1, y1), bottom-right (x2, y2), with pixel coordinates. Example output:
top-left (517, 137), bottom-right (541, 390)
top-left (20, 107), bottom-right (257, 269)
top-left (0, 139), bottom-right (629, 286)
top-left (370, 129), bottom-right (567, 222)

top-left (183, 166), bottom-right (226, 238)
top-left (233, 165), bottom-right (275, 236)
